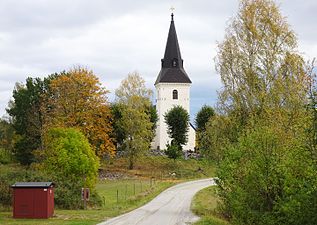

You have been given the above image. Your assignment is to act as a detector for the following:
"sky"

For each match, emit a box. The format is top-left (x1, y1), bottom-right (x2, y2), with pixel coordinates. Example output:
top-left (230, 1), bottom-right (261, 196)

top-left (0, 0), bottom-right (316, 121)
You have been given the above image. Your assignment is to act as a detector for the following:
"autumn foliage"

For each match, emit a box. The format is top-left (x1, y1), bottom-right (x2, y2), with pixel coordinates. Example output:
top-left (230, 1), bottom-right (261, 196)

top-left (44, 67), bottom-right (115, 157)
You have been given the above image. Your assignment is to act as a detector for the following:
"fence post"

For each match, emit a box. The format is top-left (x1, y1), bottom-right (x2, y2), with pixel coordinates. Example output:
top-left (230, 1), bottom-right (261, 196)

top-left (125, 184), bottom-right (127, 201)
top-left (116, 189), bottom-right (119, 203)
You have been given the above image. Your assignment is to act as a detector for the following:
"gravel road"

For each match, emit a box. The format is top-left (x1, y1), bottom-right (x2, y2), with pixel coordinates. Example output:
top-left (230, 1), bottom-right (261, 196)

top-left (98, 178), bottom-right (216, 225)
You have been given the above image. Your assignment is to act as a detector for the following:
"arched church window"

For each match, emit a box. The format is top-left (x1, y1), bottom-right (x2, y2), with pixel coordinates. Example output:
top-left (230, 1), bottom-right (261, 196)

top-left (173, 90), bottom-right (178, 99)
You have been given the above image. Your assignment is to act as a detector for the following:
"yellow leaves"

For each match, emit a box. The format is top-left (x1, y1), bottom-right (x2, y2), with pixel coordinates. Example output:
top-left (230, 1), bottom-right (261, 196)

top-left (44, 66), bottom-right (115, 157)
top-left (237, 0), bottom-right (295, 49)
top-left (115, 72), bottom-right (153, 104)
top-left (216, 0), bottom-right (304, 118)
top-left (214, 1), bottom-right (312, 155)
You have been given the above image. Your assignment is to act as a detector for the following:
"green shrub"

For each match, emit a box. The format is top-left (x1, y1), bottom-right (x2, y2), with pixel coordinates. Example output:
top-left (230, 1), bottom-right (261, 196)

top-left (34, 128), bottom-right (102, 209)
top-left (0, 167), bottom-right (47, 207)
top-left (165, 143), bottom-right (182, 160)
top-left (217, 126), bottom-right (317, 225)
top-left (0, 148), bottom-right (13, 164)
top-left (53, 178), bottom-right (83, 209)
top-left (0, 165), bottom-right (103, 209)
top-left (40, 128), bottom-right (100, 189)
top-left (53, 175), bottom-right (102, 209)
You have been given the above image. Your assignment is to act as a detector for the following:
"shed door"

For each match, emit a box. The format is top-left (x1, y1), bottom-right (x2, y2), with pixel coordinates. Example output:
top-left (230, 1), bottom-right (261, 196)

top-left (14, 189), bottom-right (34, 217)
top-left (33, 188), bottom-right (48, 218)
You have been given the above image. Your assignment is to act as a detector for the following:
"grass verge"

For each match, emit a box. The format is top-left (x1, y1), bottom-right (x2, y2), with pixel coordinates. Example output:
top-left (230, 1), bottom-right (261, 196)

top-left (191, 186), bottom-right (229, 225)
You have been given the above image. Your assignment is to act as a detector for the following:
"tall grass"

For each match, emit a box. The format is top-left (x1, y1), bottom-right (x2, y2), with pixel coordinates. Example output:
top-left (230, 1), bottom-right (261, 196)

top-left (191, 186), bottom-right (229, 225)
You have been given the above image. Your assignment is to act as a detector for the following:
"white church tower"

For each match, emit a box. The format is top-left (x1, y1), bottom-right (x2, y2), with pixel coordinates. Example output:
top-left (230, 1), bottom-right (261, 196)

top-left (152, 13), bottom-right (196, 151)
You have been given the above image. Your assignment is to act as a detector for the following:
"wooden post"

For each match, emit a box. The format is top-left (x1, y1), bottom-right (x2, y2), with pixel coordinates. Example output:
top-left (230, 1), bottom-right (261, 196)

top-left (125, 184), bottom-right (127, 201)
top-left (82, 188), bottom-right (89, 210)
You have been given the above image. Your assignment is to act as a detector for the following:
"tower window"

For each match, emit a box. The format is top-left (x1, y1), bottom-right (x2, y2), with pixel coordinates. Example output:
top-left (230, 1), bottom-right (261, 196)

top-left (173, 90), bottom-right (178, 99)
top-left (172, 58), bottom-right (178, 67)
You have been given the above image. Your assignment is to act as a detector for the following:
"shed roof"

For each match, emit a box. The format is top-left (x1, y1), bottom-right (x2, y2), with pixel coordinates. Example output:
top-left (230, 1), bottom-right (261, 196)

top-left (12, 182), bottom-right (54, 188)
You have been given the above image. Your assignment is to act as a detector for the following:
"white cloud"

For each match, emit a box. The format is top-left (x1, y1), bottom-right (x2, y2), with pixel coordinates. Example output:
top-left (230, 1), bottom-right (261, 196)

top-left (0, 0), bottom-right (316, 118)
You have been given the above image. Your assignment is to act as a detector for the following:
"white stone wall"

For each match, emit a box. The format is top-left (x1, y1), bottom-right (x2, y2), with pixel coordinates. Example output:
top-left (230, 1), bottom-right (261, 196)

top-left (186, 124), bottom-right (196, 151)
top-left (152, 83), bottom-right (196, 151)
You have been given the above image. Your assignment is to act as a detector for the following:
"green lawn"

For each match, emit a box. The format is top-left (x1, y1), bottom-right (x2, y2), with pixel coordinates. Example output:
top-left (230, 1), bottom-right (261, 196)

top-left (95, 178), bottom-right (177, 217)
top-left (191, 186), bottom-right (229, 225)
top-left (0, 210), bottom-right (102, 225)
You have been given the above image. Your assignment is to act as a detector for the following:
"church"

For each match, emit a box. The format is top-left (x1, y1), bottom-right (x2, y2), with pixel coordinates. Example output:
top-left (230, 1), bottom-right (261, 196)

top-left (152, 13), bottom-right (196, 151)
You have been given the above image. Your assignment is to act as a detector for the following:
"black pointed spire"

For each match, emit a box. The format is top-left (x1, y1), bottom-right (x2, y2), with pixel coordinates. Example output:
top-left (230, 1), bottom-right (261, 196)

top-left (162, 13), bottom-right (182, 69)
top-left (155, 14), bottom-right (191, 84)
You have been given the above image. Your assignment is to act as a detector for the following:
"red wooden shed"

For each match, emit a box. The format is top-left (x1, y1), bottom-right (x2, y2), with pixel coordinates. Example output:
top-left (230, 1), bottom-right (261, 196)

top-left (11, 182), bottom-right (54, 219)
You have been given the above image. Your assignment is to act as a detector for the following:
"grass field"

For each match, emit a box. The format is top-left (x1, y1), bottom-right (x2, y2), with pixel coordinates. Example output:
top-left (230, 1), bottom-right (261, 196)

top-left (0, 156), bottom-right (215, 225)
top-left (102, 155), bottom-right (216, 180)
top-left (191, 186), bottom-right (229, 225)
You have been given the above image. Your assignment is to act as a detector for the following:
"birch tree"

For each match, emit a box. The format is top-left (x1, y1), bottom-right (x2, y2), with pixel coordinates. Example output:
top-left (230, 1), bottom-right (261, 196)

top-left (213, 1), bottom-right (316, 224)
top-left (115, 72), bottom-right (154, 169)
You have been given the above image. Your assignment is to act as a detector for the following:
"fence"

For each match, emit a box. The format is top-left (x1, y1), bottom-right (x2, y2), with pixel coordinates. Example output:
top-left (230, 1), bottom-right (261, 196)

top-left (98, 178), bottom-right (158, 206)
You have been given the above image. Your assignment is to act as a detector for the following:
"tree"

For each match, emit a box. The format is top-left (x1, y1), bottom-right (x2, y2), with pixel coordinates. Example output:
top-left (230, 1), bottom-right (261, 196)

top-left (36, 127), bottom-right (100, 209)
top-left (195, 105), bottom-right (215, 131)
top-left (6, 75), bottom-right (57, 165)
top-left (147, 104), bottom-right (159, 137)
top-left (165, 143), bottom-right (182, 160)
top-left (215, 0), bottom-right (307, 123)
top-left (307, 59), bottom-right (317, 161)
top-left (44, 67), bottom-right (115, 157)
top-left (111, 102), bottom-right (158, 152)
top-left (114, 72), bottom-right (154, 169)
top-left (0, 118), bottom-right (16, 164)
top-left (114, 71), bottom-right (157, 138)
top-left (39, 128), bottom-right (99, 188)
top-left (115, 72), bottom-right (153, 103)
top-left (199, 115), bottom-right (233, 162)
top-left (212, 0), bottom-right (316, 224)
top-left (195, 105), bottom-right (215, 152)
top-left (110, 103), bottom-right (126, 150)
top-left (164, 105), bottom-right (189, 151)
top-left (119, 102), bottom-right (153, 169)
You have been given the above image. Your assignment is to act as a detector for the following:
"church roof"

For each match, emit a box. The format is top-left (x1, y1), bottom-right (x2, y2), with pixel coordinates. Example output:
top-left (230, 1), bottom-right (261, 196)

top-left (155, 13), bottom-right (192, 85)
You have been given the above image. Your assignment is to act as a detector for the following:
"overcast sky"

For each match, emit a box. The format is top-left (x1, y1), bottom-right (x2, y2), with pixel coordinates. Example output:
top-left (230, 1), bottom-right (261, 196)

top-left (0, 0), bottom-right (316, 120)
